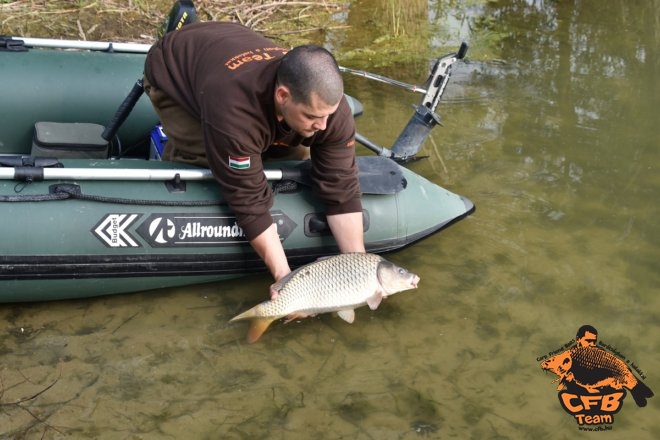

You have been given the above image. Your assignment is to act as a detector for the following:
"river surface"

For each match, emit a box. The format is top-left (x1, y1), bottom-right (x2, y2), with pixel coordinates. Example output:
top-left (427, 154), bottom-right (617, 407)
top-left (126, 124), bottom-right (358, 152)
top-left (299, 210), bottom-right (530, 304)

top-left (1, 1), bottom-right (659, 439)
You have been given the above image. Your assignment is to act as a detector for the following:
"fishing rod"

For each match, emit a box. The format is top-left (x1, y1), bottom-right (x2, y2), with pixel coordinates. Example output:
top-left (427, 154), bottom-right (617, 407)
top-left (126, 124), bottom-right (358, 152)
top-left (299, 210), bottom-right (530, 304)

top-left (338, 66), bottom-right (428, 94)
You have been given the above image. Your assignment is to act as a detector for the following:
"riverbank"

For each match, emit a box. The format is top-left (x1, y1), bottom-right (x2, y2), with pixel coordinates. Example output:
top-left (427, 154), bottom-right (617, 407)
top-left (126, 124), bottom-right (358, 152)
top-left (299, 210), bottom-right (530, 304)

top-left (0, 0), bottom-right (348, 46)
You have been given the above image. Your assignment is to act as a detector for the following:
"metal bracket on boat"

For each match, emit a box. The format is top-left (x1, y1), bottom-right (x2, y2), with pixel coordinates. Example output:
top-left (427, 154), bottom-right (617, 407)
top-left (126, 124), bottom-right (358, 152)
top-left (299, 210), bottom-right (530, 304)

top-left (0, 37), bottom-right (27, 52)
top-left (0, 156), bottom-right (62, 182)
top-left (165, 173), bottom-right (187, 193)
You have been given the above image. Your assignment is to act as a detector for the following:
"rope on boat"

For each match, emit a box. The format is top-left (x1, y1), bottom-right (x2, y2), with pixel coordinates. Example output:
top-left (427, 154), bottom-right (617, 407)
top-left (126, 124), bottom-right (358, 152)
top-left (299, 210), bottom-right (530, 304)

top-left (0, 180), bottom-right (301, 204)
top-left (272, 180), bottom-right (299, 194)
top-left (0, 191), bottom-right (70, 202)
top-left (0, 184), bottom-right (219, 206)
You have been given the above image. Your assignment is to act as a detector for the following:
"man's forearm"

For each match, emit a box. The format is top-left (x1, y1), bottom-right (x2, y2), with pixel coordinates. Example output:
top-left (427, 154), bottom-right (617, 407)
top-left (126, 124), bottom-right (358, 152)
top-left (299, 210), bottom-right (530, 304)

top-left (250, 223), bottom-right (291, 282)
top-left (327, 211), bottom-right (365, 253)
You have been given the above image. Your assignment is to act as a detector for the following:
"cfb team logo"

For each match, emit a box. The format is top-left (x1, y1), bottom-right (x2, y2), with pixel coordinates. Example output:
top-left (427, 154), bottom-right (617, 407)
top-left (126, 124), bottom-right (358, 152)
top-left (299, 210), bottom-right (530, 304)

top-left (538, 325), bottom-right (653, 430)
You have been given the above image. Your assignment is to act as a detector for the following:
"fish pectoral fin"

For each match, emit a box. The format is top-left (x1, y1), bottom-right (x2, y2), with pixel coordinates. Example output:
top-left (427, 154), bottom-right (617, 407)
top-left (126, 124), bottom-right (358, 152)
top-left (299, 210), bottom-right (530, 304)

top-left (337, 309), bottom-right (355, 323)
top-left (366, 292), bottom-right (384, 310)
top-left (246, 317), bottom-right (276, 344)
top-left (283, 312), bottom-right (309, 324)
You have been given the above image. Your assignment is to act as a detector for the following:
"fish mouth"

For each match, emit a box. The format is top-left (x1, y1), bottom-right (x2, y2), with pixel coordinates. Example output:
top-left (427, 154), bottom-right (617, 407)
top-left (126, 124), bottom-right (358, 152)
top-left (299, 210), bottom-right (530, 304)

top-left (411, 275), bottom-right (420, 288)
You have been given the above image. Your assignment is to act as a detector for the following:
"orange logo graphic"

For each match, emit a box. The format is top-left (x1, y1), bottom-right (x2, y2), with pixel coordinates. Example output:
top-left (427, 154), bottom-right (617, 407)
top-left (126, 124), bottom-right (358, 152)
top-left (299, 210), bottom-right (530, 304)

top-left (538, 325), bottom-right (653, 430)
top-left (225, 47), bottom-right (287, 71)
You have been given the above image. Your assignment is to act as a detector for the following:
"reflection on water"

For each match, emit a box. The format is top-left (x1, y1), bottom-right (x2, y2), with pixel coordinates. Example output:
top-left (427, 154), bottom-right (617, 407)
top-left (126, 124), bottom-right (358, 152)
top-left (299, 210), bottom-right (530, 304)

top-left (2, 1), bottom-right (659, 438)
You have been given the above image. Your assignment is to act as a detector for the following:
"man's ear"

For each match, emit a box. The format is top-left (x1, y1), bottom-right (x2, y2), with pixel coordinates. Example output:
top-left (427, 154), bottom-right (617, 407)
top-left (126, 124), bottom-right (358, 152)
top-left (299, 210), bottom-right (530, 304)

top-left (274, 85), bottom-right (291, 105)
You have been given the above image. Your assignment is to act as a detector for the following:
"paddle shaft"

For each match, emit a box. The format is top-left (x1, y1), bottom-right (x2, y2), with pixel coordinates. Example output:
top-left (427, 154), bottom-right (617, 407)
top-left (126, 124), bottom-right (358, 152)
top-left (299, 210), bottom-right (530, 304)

top-left (0, 155), bottom-right (404, 195)
top-left (17, 37), bottom-right (152, 53)
top-left (0, 167), bottom-right (285, 181)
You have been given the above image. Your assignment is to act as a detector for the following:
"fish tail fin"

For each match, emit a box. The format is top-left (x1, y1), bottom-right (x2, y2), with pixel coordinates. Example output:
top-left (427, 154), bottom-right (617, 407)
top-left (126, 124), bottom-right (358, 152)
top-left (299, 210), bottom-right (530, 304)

top-left (229, 304), bottom-right (262, 323)
top-left (630, 380), bottom-right (654, 407)
top-left (246, 317), bottom-right (276, 344)
top-left (229, 303), bottom-right (277, 343)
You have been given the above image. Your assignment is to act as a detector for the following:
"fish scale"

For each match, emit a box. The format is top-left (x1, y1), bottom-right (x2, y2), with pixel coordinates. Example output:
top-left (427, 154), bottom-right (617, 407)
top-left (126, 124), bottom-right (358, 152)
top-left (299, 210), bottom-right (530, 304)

top-left (570, 346), bottom-right (633, 383)
top-left (229, 253), bottom-right (420, 343)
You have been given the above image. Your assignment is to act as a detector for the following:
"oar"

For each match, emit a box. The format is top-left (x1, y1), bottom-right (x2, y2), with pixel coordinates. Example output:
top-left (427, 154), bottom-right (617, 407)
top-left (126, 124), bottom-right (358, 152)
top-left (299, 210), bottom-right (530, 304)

top-left (0, 156), bottom-right (404, 195)
top-left (11, 37), bottom-right (152, 53)
top-left (103, 0), bottom-right (197, 141)
top-left (0, 166), bottom-right (211, 181)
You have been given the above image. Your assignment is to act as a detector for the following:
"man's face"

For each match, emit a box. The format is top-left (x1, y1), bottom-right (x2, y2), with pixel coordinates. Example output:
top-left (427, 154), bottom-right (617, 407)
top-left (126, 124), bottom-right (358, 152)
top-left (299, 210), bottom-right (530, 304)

top-left (577, 330), bottom-right (597, 347)
top-left (275, 86), bottom-right (339, 138)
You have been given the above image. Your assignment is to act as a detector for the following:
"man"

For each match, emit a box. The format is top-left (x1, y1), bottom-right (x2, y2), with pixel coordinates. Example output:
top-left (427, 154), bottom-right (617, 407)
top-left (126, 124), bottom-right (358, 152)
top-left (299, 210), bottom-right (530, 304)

top-left (143, 22), bottom-right (365, 296)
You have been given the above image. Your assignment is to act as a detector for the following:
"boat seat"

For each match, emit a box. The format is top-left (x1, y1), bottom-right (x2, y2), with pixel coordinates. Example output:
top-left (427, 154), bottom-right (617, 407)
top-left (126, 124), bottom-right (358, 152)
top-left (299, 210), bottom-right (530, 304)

top-left (31, 122), bottom-right (109, 159)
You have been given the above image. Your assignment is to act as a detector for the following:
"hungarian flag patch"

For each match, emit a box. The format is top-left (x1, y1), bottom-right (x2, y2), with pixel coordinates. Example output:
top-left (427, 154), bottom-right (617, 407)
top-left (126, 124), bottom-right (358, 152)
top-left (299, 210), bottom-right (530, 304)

top-left (228, 155), bottom-right (250, 169)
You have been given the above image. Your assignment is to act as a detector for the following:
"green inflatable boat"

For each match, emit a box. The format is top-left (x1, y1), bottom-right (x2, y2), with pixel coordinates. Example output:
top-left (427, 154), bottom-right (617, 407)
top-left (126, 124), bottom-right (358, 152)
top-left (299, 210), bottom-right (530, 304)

top-left (0, 29), bottom-right (473, 302)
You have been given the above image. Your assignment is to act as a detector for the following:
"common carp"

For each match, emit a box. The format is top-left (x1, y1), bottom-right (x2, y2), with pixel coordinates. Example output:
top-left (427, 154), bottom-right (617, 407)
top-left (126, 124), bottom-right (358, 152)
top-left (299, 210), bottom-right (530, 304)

top-left (229, 253), bottom-right (420, 343)
top-left (541, 345), bottom-right (654, 407)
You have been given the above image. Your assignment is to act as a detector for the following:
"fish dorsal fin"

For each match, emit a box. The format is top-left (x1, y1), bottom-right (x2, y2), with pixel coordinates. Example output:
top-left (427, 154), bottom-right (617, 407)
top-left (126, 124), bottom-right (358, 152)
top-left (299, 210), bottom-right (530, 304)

top-left (247, 317), bottom-right (276, 343)
top-left (366, 292), bottom-right (383, 310)
top-left (337, 309), bottom-right (355, 323)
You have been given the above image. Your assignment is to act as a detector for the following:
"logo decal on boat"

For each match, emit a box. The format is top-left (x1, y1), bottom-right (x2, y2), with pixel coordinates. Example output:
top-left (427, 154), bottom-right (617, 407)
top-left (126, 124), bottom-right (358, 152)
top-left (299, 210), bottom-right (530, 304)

top-left (147, 217), bottom-right (176, 244)
top-left (135, 211), bottom-right (297, 247)
top-left (92, 214), bottom-right (142, 248)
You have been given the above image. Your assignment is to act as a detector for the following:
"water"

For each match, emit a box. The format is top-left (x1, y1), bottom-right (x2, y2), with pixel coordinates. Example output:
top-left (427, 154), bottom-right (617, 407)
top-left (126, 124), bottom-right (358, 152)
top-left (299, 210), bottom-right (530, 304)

top-left (2, 1), bottom-right (659, 438)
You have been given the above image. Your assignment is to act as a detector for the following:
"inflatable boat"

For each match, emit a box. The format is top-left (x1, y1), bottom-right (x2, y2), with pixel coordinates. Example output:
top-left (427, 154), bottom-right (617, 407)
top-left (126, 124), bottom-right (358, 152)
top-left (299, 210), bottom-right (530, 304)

top-left (0, 27), bottom-right (473, 302)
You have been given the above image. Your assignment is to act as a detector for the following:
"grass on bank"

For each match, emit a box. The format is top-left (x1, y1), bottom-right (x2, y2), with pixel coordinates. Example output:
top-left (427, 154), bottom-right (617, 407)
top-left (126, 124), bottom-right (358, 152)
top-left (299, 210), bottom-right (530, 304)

top-left (0, 0), bottom-right (348, 46)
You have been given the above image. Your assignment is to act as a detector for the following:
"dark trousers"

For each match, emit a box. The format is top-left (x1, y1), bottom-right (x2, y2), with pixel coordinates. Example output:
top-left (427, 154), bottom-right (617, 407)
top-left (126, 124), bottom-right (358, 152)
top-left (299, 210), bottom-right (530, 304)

top-left (143, 74), bottom-right (209, 167)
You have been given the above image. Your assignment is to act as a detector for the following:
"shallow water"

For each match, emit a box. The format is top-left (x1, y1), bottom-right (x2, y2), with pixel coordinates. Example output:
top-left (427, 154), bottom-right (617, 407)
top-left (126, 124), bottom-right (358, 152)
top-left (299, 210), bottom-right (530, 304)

top-left (2, 1), bottom-right (659, 439)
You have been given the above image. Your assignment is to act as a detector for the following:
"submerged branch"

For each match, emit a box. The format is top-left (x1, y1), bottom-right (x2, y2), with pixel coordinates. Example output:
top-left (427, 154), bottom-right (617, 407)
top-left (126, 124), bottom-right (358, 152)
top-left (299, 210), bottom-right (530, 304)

top-left (0, 369), bottom-right (65, 437)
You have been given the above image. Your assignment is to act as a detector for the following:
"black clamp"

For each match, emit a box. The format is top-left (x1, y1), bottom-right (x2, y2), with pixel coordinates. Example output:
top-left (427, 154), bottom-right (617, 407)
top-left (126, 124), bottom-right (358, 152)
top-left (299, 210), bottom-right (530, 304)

top-left (0, 37), bottom-right (28, 52)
